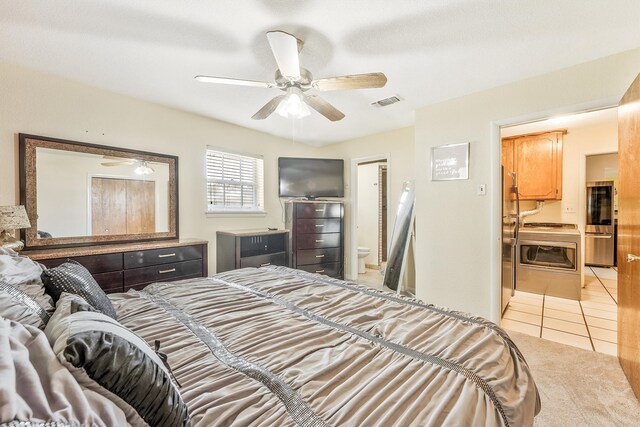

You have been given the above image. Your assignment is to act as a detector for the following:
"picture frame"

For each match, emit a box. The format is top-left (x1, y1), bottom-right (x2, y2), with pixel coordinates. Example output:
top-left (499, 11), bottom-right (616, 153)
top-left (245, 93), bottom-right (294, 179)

top-left (430, 142), bottom-right (470, 181)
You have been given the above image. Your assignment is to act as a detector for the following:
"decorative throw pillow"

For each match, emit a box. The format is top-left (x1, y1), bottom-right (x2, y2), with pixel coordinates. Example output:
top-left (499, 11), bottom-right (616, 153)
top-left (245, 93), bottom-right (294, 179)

top-left (41, 260), bottom-right (117, 319)
top-left (45, 293), bottom-right (190, 427)
top-left (0, 316), bottom-right (130, 426)
top-left (0, 279), bottom-right (51, 329)
top-left (0, 247), bottom-right (55, 315)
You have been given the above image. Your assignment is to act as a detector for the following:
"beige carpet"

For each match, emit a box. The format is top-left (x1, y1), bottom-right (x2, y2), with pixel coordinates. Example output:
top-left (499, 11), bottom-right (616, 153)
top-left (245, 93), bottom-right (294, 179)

top-left (507, 330), bottom-right (640, 426)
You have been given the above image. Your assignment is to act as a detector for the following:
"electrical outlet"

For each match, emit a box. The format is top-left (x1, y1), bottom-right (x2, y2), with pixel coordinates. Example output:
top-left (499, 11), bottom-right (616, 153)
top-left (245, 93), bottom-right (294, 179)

top-left (564, 206), bottom-right (576, 213)
top-left (477, 184), bottom-right (487, 196)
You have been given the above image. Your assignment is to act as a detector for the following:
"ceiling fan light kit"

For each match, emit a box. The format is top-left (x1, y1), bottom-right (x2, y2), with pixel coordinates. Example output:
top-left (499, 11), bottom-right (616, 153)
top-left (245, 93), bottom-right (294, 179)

top-left (276, 87), bottom-right (311, 119)
top-left (196, 30), bottom-right (388, 122)
top-left (134, 161), bottom-right (155, 175)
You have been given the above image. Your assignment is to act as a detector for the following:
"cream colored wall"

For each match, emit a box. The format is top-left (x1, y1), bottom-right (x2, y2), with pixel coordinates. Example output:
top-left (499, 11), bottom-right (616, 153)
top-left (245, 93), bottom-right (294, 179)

top-left (318, 126), bottom-right (415, 279)
top-left (356, 162), bottom-right (383, 267)
top-left (0, 61), bottom-right (317, 273)
top-left (586, 153), bottom-right (618, 182)
top-left (414, 48), bottom-right (640, 321)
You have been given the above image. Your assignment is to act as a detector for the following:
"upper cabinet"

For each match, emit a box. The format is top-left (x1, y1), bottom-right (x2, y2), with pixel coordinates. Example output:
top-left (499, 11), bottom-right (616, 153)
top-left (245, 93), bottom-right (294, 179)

top-left (502, 131), bottom-right (565, 201)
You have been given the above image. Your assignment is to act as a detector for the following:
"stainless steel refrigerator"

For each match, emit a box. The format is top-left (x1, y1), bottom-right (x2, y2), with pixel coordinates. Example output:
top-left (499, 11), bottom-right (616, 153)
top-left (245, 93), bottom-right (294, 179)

top-left (585, 181), bottom-right (615, 266)
top-left (502, 168), bottom-right (520, 313)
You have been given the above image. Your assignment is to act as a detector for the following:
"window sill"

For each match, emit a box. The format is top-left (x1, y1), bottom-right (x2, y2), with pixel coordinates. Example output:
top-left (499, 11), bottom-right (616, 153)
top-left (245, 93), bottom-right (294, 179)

top-left (206, 210), bottom-right (267, 218)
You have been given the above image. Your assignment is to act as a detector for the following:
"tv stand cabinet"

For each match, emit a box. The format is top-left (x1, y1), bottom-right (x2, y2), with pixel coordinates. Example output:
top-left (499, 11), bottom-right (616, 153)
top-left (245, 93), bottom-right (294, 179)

top-left (216, 229), bottom-right (290, 273)
top-left (285, 200), bottom-right (344, 279)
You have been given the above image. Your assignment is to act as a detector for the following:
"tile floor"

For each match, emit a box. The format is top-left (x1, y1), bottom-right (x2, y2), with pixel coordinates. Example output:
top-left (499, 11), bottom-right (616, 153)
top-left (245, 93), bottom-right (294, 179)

top-left (501, 266), bottom-right (618, 356)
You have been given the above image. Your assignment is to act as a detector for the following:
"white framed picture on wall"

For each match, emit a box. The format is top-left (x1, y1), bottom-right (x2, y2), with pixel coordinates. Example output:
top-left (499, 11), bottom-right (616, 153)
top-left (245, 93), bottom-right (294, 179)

top-left (431, 142), bottom-right (470, 181)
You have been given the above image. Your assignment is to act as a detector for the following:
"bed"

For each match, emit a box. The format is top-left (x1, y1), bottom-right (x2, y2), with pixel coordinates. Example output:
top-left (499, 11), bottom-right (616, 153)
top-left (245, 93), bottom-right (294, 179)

top-left (1, 258), bottom-right (540, 426)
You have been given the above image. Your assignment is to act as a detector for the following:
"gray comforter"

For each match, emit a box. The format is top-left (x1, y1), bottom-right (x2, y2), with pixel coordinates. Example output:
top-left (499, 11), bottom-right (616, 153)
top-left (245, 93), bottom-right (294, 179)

top-left (110, 266), bottom-right (540, 427)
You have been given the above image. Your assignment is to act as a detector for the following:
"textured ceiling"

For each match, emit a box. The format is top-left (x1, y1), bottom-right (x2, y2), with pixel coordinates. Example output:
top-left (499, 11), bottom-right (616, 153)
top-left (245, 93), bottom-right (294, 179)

top-left (1, 0), bottom-right (639, 146)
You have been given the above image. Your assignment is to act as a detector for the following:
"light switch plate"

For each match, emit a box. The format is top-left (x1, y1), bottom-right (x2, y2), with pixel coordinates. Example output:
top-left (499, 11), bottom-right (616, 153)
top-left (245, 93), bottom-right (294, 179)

top-left (477, 184), bottom-right (487, 196)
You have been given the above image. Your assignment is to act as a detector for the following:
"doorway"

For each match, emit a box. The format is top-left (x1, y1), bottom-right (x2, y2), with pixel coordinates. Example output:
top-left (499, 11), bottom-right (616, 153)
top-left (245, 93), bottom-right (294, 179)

top-left (350, 155), bottom-right (389, 288)
top-left (498, 107), bottom-right (620, 356)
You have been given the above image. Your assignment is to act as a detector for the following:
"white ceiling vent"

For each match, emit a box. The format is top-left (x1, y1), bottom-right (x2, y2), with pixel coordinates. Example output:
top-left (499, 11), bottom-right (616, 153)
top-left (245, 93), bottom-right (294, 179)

top-left (371, 95), bottom-right (401, 108)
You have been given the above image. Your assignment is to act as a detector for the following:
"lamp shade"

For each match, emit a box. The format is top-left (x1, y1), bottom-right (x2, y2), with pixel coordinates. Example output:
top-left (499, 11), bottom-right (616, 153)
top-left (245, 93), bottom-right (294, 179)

top-left (0, 205), bottom-right (31, 230)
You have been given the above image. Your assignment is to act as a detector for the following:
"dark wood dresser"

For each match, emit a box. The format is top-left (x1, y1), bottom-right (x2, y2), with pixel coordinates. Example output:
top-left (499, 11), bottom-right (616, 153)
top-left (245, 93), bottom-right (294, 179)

top-left (285, 201), bottom-right (344, 279)
top-left (216, 229), bottom-right (289, 273)
top-left (23, 239), bottom-right (208, 293)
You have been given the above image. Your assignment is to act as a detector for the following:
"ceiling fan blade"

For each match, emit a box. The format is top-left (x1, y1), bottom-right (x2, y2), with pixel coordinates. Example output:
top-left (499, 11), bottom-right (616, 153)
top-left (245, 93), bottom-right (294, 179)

top-left (103, 155), bottom-right (135, 161)
top-left (266, 31), bottom-right (301, 80)
top-left (312, 72), bottom-right (387, 91)
top-left (195, 75), bottom-right (274, 89)
top-left (101, 161), bottom-right (135, 166)
top-left (252, 95), bottom-right (287, 120)
top-left (304, 95), bottom-right (345, 122)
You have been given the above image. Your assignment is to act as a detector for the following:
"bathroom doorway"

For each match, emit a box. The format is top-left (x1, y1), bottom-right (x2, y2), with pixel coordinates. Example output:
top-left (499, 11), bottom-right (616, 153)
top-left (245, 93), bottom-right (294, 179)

top-left (351, 155), bottom-right (389, 288)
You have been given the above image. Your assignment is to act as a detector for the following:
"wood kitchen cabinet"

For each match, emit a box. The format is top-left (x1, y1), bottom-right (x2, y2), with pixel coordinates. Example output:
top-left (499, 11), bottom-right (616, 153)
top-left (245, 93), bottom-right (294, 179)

top-left (502, 130), bottom-right (565, 201)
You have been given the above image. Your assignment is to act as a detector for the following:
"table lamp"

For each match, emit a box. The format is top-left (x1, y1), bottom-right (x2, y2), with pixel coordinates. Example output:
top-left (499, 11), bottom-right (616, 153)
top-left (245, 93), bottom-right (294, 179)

top-left (0, 205), bottom-right (31, 252)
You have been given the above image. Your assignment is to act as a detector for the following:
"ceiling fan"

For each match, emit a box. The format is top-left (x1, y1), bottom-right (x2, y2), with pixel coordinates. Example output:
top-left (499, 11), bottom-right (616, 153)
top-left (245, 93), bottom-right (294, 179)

top-left (195, 31), bottom-right (388, 121)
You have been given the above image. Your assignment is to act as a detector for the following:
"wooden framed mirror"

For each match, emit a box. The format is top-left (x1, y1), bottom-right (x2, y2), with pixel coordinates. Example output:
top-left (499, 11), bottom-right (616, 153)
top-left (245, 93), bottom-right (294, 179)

top-left (19, 134), bottom-right (178, 249)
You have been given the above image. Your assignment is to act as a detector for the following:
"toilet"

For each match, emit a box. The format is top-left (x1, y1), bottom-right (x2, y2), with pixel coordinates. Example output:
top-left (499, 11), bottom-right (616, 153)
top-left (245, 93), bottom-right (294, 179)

top-left (357, 246), bottom-right (370, 274)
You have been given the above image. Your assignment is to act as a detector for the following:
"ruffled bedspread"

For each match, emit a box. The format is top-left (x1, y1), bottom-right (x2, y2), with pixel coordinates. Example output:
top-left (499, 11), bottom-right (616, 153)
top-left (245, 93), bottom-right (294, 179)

top-left (110, 266), bottom-right (540, 427)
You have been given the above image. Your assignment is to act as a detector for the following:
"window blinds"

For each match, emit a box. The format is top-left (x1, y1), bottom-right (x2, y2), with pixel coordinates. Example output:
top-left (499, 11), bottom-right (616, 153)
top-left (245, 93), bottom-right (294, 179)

top-left (206, 148), bottom-right (264, 211)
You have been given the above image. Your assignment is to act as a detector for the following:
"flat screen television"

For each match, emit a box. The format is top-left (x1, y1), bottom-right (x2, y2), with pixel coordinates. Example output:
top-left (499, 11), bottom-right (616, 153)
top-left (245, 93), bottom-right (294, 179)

top-left (278, 157), bottom-right (344, 198)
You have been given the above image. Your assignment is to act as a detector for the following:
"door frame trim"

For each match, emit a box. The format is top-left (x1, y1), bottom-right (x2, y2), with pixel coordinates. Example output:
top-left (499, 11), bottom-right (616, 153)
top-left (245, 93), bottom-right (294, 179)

top-left (349, 153), bottom-right (391, 281)
top-left (490, 98), bottom-right (618, 323)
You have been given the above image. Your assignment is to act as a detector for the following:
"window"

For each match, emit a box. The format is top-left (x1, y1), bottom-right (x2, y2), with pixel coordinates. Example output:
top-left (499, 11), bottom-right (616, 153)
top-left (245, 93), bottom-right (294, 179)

top-left (206, 147), bottom-right (264, 213)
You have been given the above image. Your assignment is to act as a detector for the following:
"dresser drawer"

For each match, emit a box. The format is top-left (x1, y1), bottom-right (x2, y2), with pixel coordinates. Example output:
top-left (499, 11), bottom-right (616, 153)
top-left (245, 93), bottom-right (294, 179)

top-left (124, 259), bottom-right (203, 287)
top-left (295, 203), bottom-right (342, 219)
top-left (296, 233), bottom-right (340, 249)
top-left (124, 245), bottom-right (203, 269)
top-left (296, 248), bottom-right (341, 266)
top-left (297, 262), bottom-right (341, 278)
top-left (240, 252), bottom-right (288, 269)
top-left (296, 219), bottom-right (341, 234)
top-left (94, 271), bottom-right (124, 294)
top-left (40, 253), bottom-right (123, 274)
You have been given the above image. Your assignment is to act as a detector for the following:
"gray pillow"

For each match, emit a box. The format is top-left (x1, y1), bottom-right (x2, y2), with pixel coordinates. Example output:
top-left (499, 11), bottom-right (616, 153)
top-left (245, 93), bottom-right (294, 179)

top-left (45, 293), bottom-right (190, 427)
top-left (41, 260), bottom-right (117, 319)
top-left (0, 279), bottom-right (51, 329)
top-left (0, 247), bottom-right (55, 315)
top-left (0, 316), bottom-right (130, 426)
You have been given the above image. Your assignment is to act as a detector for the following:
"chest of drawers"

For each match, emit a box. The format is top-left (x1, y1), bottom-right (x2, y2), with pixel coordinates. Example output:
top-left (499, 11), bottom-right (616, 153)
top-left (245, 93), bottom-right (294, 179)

top-left (25, 240), bottom-right (208, 293)
top-left (285, 201), bottom-right (344, 279)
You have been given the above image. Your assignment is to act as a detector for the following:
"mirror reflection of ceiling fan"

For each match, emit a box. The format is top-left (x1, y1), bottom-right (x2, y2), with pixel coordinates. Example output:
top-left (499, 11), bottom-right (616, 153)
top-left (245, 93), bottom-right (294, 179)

top-left (195, 30), bottom-right (388, 121)
top-left (101, 156), bottom-right (155, 175)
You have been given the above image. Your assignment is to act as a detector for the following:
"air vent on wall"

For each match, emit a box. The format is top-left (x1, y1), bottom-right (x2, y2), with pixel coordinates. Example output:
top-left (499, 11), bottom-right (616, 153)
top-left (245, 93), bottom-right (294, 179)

top-left (371, 95), bottom-right (401, 108)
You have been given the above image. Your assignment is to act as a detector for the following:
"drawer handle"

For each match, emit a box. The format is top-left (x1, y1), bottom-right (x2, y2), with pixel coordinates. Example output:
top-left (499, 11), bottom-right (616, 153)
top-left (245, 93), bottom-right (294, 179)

top-left (316, 254), bottom-right (325, 258)
top-left (260, 263), bottom-right (271, 267)
top-left (159, 268), bottom-right (176, 274)
top-left (315, 208), bottom-right (326, 212)
top-left (315, 240), bottom-right (324, 243)
top-left (158, 253), bottom-right (176, 258)
top-left (315, 269), bottom-right (325, 273)
top-left (315, 224), bottom-right (325, 227)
